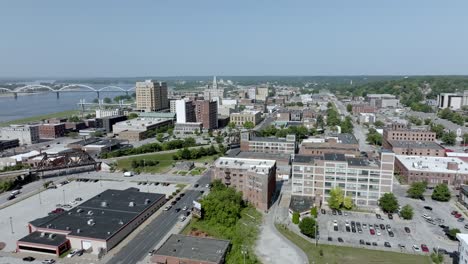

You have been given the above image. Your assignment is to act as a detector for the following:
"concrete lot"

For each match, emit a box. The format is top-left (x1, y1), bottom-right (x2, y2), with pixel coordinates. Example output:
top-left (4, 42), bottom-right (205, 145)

top-left (0, 179), bottom-right (177, 253)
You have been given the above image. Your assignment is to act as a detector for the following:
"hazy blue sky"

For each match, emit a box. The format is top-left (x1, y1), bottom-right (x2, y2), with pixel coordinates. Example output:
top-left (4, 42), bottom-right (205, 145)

top-left (1, 0), bottom-right (467, 77)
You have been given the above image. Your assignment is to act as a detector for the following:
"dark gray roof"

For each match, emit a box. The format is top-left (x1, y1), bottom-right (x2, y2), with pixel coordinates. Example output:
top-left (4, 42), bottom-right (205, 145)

top-left (250, 136), bottom-right (287, 143)
top-left (347, 158), bottom-right (369, 167)
top-left (69, 138), bottom-right (123, 147)
top-left (155, 234), bottom-right (230, 263)
top-left (29, 188), bottom-right (165, 240)
top-left (324, 153), bottom-right (346, 161)
top-left (18, 231), bottom-right (68, 247)
top-left (387, 140), bottom-right (444, 150)
top-left (337, 133), bottom-right (358, 144)
top-left (293, 155), bottom-right (323, 163)
top-left (289, 195), bottom-right (314, 213)
top-left (236, 151), bottom-right (292, 162)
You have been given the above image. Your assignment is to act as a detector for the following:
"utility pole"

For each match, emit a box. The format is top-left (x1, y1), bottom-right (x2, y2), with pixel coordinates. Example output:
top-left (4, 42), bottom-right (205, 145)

top-left (62, 189), bottom-right (66, 204)
top-left (10, 217), bottom-right (14, 234)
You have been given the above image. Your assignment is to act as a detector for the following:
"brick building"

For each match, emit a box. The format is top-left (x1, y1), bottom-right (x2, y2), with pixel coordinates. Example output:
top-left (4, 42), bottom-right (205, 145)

top-left (213, 157), bottom-right (276, 211)
top-left (39, 123), bottom-right (66, 139)
top-left (385, 140), bottom-right (445, 156)
top-left (299, 134), bottom-right (360, 156)
top-left (382, 125), bottom-right (436, 150)
top-left (194, 100), bottom-right (218, 129)
top-left (394, 155), bottom-right (468, 186)
top-left (352, 104), bottom-right (377, 114)
top-left (240, 132), bottom-right (296, 154)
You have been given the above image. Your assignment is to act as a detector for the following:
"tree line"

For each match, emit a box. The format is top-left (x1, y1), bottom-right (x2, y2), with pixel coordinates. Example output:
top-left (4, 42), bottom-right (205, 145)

top-left (100, 137), bottom-right (196, 158)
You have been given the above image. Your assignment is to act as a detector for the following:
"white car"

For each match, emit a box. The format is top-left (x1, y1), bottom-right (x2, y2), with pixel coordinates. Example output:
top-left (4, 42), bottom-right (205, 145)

top-left (42, 260), bottom-right (56, 264)
top-left (376, 230), bottom-right (381, 236)
top-left (333, 220), bottom-right (338, 226)
top-left (413, 245), bottom-right (421, 251)
top-left (182, 206), bottom-right (188, 211)
top-left (180, 216), bottom-right (186, 222)
top-left (67, 250), bottom-right (78, 258)
top-left (205, 184), bottom-right (210, 188)
top-left (163, 205), bottom-right (171, 211)
top-left (422, 214), bottom-right (431, 220)
top-left (345, 220), bottom-right (349, 227)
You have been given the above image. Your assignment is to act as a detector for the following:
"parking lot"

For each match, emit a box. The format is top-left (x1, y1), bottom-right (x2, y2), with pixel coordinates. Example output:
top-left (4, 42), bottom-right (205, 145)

top-left (0, 178), bottom-right (178, 253)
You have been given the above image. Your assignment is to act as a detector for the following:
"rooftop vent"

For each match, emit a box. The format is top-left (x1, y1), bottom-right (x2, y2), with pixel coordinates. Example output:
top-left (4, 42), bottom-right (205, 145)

top-left (101, 201), bottom-right (108, 207)
top-left (77, 229), bottom-right (81, 234)
top-left (87, 219), bottom-right (95, 226)
top-left (77, 209), bottom-right (83, 213)
top-left (66, 226), bottom-right (70, 230)
top-left (87, 210), bottom-right (93, 215)
top-left (118, 220), bottom-right (124, 225)
top-left (48, 233), bottom-right (56, 239)
top-left (144, 199), bottom-right (151, 205)
top-left (129, 202), bottom-right (135, 207)
top-left (40, 232), bottom-right (46, 237)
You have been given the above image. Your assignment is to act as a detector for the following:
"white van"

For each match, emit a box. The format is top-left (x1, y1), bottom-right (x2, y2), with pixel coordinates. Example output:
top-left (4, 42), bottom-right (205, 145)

top-left (11, 190), bottom-right (20, 196)
top-left (123, 171), bottom-right (134, 177)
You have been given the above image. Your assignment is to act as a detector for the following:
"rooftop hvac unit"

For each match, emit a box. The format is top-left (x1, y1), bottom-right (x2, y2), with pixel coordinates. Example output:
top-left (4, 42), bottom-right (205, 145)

top-left (40, 232), bottom-right (46, 237)
top-left (129, 202), bottom-right (135, 207)
top-left (77, 229), bottom-right (81, 234)
top-left (145, 199), bottom-right (151, 205)
top-left (48, 233), bottom-right (56, 239)
top-left (87, 219), bottom-right (95, 226)
top-left (87, 210), bottom-right (93, 215)
top-left (77, 209), bottom-right (84, 213)
top-left (101, 201), bottom-right (108, 207)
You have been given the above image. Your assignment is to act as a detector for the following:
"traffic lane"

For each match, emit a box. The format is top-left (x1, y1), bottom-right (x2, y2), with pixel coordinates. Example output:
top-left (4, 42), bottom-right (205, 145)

top-left (108, 190), bottom-right (201, 264)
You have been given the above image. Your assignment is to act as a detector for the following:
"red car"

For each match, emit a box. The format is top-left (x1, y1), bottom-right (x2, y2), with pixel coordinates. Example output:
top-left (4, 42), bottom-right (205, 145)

top-left (455, 213), bottom-right (463, 218)
top-left (370, 229), bottom-right (375, 235)
top-left (421, 244), bottom-right (429, 252)
top-left (51, 208), bottom-right (64, 214)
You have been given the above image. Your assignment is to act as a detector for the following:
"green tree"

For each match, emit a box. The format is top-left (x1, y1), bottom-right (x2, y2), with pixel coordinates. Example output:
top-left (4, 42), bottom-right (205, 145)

top-left (447, 228), bottom-right (460, 240)
top-left (366, 128), bottom-right (382, 146)
top-left (442, 131), bottom-right (457, 145)
top-left (103, 97), bottom-right (112, 104)
top-left (92, 98), bottom-right (99, 103)
top-left (156, 133), bottom-right (164, 142)
top-left (68, 115), bottom-right (81, 122)
top-left (343, 196), bottom-right (353, 210)
top-left (378, 193), bottom-right (399, 213)
top-left (310, 207), bottom-right (318, 218)
top-left (128, 113), bottom-right (139, 119)
top-left (316, 115), bottom-right (325, 129)
top-left (424, 118), bottom-right (432, 126)
top-left (328, 187), bottom-right (344, 209)
top-left (292, 212), bottom-right (300, 224)
top-left (463, 133), bottom-right (468, 144)
top-left (341, 116), bottom-right (354, 133)
top-left (430, 252), bottom-right (444, 264)
top-left (373, 120), bottom-right (385, 128)
top-left (407, 181), bottom-right (427, 199)
top-left (243, 121), bottom-right (255, 130)
top-left (228, 122), bottom-right (236, 129)
top-left (179, 148), bottom-right (192, 160)
top-left (346, 104), bottom-right (353, 113)
top-left (239, 105), bottom-right (246, 111)
top-left (430, 124), bottom-right (445, 138)
top-left (299, 217), bottom-right (317, 238)
top-left (400, 204), bottom-right (414, 220)
top-left (431, 183), bottom-right (451, 201)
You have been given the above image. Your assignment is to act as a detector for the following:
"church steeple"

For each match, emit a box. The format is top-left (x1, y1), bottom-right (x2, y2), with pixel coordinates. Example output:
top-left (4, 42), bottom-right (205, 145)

top-left (212, 76), bottom-right (218, 90)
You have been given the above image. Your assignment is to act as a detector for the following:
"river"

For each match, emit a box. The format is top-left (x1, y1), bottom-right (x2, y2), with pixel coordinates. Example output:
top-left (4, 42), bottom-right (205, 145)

top-left (0, 83), bottom-right (132, 123)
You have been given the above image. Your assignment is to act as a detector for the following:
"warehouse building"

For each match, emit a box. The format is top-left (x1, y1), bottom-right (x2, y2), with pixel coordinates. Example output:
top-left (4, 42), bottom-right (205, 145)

top-left (17, 188), bottom-right (166, 256)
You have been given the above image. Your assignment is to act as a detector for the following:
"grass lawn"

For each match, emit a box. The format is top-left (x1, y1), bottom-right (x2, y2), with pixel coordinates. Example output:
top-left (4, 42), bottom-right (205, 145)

top-left (275, 224), bottom-right (432, 264)
top-left (0, 110), bottom-right (80, 127)
top-left (177, 171), bottom-right (188, 176)
top-left (116, 152), bottom-right (218, 174)
top-left (190, 167), bottom-right (206, 176)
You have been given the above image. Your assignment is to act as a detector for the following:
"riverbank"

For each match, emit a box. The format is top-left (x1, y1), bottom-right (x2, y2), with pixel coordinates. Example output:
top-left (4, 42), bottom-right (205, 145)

top-left (0, 110), bottom-right (80, 126)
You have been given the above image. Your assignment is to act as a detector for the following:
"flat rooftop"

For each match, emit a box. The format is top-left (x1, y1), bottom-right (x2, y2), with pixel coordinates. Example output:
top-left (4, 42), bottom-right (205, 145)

top-left (289, 195), bottom-right (314, 213)
top-left (114, 118), bottom-right (170, 128)
top-left (388, 140), bottom-right (444, 150)
top-left (215, 157), bottom-right (276, 174)
top-left (18, 231), bottom-right (68, 247)
top-left (29, 188), bottom-right (165, 240)
top-left (250, 136), bottom-right (288, 143)
top-left (396, 155), bottom-right (468, 173)
top-left (154, 234), bottom-right (230, 263)
top-left (294, 154), bottom-right (374, 167)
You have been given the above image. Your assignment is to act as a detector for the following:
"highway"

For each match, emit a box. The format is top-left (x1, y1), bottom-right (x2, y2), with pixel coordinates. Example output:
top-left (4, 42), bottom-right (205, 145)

top-left (106, 170), bottom-right (212, 264)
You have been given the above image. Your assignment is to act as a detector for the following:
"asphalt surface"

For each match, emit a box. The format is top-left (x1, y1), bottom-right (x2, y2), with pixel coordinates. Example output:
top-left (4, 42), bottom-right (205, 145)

top-left (106, 170), bottom-right (212, 264)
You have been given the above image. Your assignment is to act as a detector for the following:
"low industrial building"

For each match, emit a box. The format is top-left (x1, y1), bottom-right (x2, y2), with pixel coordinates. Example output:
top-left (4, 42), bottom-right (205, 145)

top-left (394, 155), bottom-right (468, 186)
top-left (457, 233), bottom-right (468, 264)
top-left (112, 118), bottom-right (173, 141)
top-left (359, 113), bottom-right (376, 124)
top-left (240, 132), bottom-right (296, 154)
top-left (437, 91), bottom-right (468, 110)
top-left (0, 139), bottom-right (19, 151)
top-left (0, 124), bottom-right (40, 145)
top-left (291, 152), bottom-right (395, 207)
top-left (17, 188), bottom-right (166, 256)
top-left (174, 122), bottom-right (203, 137)
top-left (39, 123), bottom-right (66, 139)
top-left (366, 94), bottom-right (400, 108)
top-left (231, 150), bottom-right (292, 180)
top-left (382, 125), bottom-right (436, 149)
top-left (214, 157), bottom-right (276, 211)
top-left (67, 138), bottom-right (124, 155)
top-left (96, 115), bottom-right (127, 133)
top-left (151, 234), bottom-right (230, 264)
top-left (298, 134), bottom-right (359, 157)
top-left (385, 140), bottom-right (445, 156)
top-left (352, 104), bottom-right (377, 115)
top-left (289, 195), bottom-right (315, 217)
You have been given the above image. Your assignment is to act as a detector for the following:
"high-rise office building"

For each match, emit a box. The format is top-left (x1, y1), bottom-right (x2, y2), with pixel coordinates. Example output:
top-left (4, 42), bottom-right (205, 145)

top-left (194, 100), bottom-right (218, 129)
top-left (175, 99), bottom-right (196, 123)
top-left (135, 80), bottom-right (168, 112)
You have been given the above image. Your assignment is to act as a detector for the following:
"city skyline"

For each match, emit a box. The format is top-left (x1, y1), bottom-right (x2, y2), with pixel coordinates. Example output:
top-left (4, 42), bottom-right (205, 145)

top-left (1, 0), bottom-right (468, 77)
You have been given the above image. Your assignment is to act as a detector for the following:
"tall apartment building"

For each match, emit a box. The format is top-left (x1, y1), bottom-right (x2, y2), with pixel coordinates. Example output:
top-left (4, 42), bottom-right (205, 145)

top-left (299, 134), bottom-right (360, 156)
top-left (394, 155), bottom-right (468, 186)
top-left (0, 125), bottom-right (40, 145)
top-left (135, 80), bottom-right (168, 112)
top-left (291, 152), bottom-right (395, 207)
top-left (256, 86), bottom-right (269, 101)
top-left (214, 157), bottom-right (276, 211)
top-left (240, 132), bottom-right (296, 154)
top-left (39, 123), bottom-right (66, 139)
top-left (230, 110), bottom-right (262, 127)
top-left (175, 99), bottom-right (196, 123)
top-left (194, 100), bottom-right (218, 129)
top-left (382, 124), bottom-right (436, 150)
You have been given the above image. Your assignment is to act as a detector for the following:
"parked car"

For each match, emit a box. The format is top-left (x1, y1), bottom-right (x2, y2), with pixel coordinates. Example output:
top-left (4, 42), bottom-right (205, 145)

top-left (362, 223), bottom-right (367, 229)
top-left (370, 228), bottom-right (375, 235)
top-left (75, 197), bottom-right (83, 201)
top-left (372, 242), bottom-right (377, 246)
top-left (424, 206), bottom-right (433, 211)
top-left (365, 241), bottom-right (371, 246)
top-left (338, 237), bottom-right (344, 243)
top-left (421, 244), bottom-right (429, 252)
top-left (328, 237), bottom-right (333, 241)
top-left (22, 257), bottom-right (35, 262)
top-left (380, 224), bottom-right (385, 230)
top-left (413, 245), bottom-right (421, 251)
top-left (376, 230), bottom-right (381, 236)
top-left (388, 231), bottom-right (394, 237)
top-left (163, 205), bottom-right (171, 211)
top-left (332, 210), bottom-right (337, 215)
top-left (67, 249), bottom-right (79, 258)
top-left (337, 210), bottom-right (342, 216)
top-left (384, 242), bottom-right (391, 248)
top-left (455, 213), bottom-right (463, 218)
top-left (376, 214), bottom-right (381, 219)
top-left (359, 239), bottom-right (365, 245)
top-left (464, 224), bottom-right (468, 229)
top-left (7, 195), bottom-right (16, 200)
top-left (194, 184), bottom-right (199, 188)
top-left (179, 216), bottom-right (186, 222)
top-left (149, 249), bottom-right (155, 256)
top-left (388, 213), bottom-right (393, 220)
top-left (405, 227), bottom-right (411, 233)
top-left (458, 218), bottom-right (465, 222)
top-left (182, 206), bottom-right (188, 211)
top-left (42, 260), bottom-right (56, 264)
top-left (321, 209), bottom-right (326, 214)
top-left (452, 210), bottom-right (458, 215)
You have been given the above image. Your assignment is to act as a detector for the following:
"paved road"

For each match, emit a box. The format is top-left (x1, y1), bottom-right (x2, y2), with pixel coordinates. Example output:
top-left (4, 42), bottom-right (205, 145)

top-left (106, 171), bottom-right (212, 264)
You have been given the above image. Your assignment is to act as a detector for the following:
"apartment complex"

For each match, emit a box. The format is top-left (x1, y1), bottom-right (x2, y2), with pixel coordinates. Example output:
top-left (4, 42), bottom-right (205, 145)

top-left (382, 125), bottom-right (436, 149)
top-left (194, 100), bottom-right (218, 129)
top-left (135, 80), bottom-right (168, 112)
top-left (230, 110), bottom-right (262, 127)
top-left (298, 134), bottom-right (360, 156)
top-left (175, 99), bottom-right (196, 123)
top-left (394, 155), bottom-right (468, 186)
top-left (152, 234), bottom-right (230, 264)
top-left (213, 157), bottom-right (276, 211)
top-left (0, 125), bottom-right (40, 145)
top-left (240, 132), bottom-right (296, 154)
top-left (385, 140), bottom-right (445, 156)
top-left (39, 123), bottom-right (66, 139)
top-left (291, 152), bottom-right (395, 207)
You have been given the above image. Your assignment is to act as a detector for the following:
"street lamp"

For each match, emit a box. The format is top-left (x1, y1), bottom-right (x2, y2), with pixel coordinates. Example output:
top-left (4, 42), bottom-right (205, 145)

top-left (241, 245), bottom-right (247, 264)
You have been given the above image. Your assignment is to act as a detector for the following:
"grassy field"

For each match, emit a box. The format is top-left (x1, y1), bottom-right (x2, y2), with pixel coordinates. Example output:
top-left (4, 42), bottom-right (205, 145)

top-left (116, 152), bottom-right (219, 174)
top-left (0, 110), bottom-right (80, 126)
top-left (190, 167), bottom-right (206, 176)
top-left (275, 224), bottom-right (432, 264)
